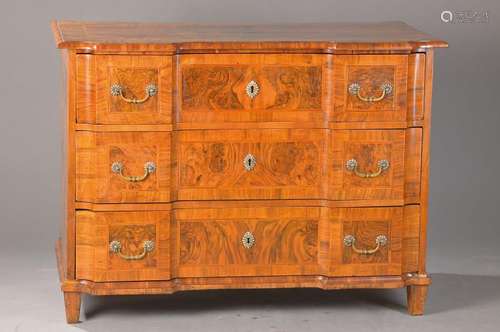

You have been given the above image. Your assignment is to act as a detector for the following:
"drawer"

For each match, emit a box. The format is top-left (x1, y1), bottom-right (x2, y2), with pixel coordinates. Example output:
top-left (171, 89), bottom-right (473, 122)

top-left (76, 55), bottom-right (172, 124)
top-left (76, 131), bottom-right (171, 203)
top-left (329, 130), bottom-right (405, 201)
top-left (332, 55), bottom-right (408, 122)
top-left (176, 129), bottom-right (327, 200)
top-left (176, 207), bottom-right (321, 277)
top-left (76, 211), bottom-right (170, 282)
top-left (330, 207), bottom-right (402, 276)
top-left (179, 54), bottom-right (329, 124)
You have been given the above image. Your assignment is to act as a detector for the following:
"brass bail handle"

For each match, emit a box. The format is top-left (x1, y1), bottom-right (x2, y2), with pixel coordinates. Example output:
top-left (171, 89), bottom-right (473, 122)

top-left (110, 83), bottom-right (158, 104)
top-left (111, 161), bottom-right (156, 182)
top-left (109, 240), bottom-right (155, 260)
top-left (343, 235), bottom-right (388, 255)
top-left (348, 82), bottom-right (392, 102)
top-left (345, 159), bottom-right (389, 178)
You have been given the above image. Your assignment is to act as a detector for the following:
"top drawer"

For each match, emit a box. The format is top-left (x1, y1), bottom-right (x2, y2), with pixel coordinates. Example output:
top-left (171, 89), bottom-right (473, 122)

top-left (76, 55), bottom-right (172, 124)
top-left (178, 54), bottom-right (330, 125)
top-left (332, 55), bottom-right (408, 122)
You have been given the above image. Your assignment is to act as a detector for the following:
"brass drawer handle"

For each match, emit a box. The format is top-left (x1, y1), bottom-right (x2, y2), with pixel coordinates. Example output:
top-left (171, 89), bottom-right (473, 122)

top-left (348, 82), bottom-right (392, 102)
top-left (109, 240), bottom-right (155, 260)
top-left (111, 161), bottom-right (156, 182)
top-left (343, 235), bottom-right (387, 255)
top-left (242, 231), bottom-right (255, 249)
top-left (110, 83), bottom-right (157, 104)
top-left (245, 80), bottom-right (260, 99)
top-left (345, 159), bottom-right (389, 178)
top-left (243, 154), bottom-right (257, 171)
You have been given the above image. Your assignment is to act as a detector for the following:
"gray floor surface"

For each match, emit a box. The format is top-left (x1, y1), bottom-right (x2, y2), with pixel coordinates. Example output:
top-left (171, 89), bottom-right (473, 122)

top-left (1, 252), bottom-right (500, 332)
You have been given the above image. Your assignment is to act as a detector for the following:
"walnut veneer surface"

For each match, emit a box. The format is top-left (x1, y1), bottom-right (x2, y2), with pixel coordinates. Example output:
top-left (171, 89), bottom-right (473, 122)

top-left (52, 21), bottom-right (447, 323)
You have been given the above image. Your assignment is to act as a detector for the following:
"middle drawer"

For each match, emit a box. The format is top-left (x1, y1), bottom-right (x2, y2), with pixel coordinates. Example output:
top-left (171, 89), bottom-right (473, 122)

top-left (176, 129), bottom-right (328, 200)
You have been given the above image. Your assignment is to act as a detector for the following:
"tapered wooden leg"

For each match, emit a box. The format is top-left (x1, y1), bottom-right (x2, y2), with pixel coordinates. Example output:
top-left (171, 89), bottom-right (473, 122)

top-left (407, 285), bottom-right (428, 315)
top-left (64, 292), bottom-right (81, 324)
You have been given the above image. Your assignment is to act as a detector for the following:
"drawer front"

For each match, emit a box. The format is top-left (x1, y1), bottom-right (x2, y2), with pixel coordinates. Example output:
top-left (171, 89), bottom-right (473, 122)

top-left (179, 54), bottom-right (330, 124)
top-left (76, 131), bottom-right (171, 203)
top-left (176, 207), bottom-right (321, 277)
top-left (332, 55), bottom-right (408, 122)
top-left (330, 207), bottom-right (402, 276)
top-left (176, 129), bottom-right (327, 200)
top-left (76, 211), bottom-right (170, 282)
top-left (77, 55), bottom-right (172, 124)
top-left (329, 130), bottom-right (405, 201)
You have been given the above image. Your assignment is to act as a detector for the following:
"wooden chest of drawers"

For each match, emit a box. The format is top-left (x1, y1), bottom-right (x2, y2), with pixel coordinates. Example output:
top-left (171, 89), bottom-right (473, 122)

top-left (52, 21), bottom-right (447, 323)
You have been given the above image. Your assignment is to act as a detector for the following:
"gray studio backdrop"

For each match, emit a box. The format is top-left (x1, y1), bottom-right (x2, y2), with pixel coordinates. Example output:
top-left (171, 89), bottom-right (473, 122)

top-left (0, 0), bottom-right (498, 275)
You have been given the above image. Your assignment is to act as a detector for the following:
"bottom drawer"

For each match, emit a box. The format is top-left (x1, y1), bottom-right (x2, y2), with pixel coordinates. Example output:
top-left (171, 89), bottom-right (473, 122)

top-left (330, 207), bottom-right (403, 276)
top-left (176, 207), bottom-right (322, 277)
top-left (76, 210), bottom-right (170, 282)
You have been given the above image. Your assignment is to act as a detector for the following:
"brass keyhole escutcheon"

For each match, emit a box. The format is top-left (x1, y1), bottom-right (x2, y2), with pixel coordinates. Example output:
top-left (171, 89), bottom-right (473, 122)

top-left (243, 154), bottom-right (257, 171)
top-left (242, 231), bottom-right (255, 249)
top-left (245, 80), bottom-right (260, 99)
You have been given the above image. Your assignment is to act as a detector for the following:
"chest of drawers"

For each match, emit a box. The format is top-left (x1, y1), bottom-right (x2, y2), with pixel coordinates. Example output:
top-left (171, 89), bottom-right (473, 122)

top-left (52, 21), bottom-right (447, 323)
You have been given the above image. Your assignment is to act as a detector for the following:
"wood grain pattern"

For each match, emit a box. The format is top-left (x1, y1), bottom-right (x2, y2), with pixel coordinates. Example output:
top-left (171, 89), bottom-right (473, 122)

top-left (407, 285), bottom-right (428, 315)
top-left (407, 53), bottom-right (425, 121)
top-left (52, 21), bottom-right (448, 53)
top-left (60, 49), bottom-right (77, 280)
top-left (76, 131), bottom-right (171, 203)
top-left (182, 65), bottom-right (321, 110)
top-left (176, 207), bottom-right (322, 277)
top-left (76, 210), bottom-right (170, 281)
top-left (60, 240), bottom-right (430, 296)
top-left (332, 55), bottom-right (408, 122)
top-left (178, 54), bottom-right (331, 126)
top-left (61, 275), bottom-right (408, 295)
top-left (108, 224), bottom-right (156, 269)
top-left (404, 128), bottom-right (422, 203)
top-left (63, 292), bottom-right (81, 324)
top-left (77, 55), bottom-right (172, 124)
top-left (402, 205), bottom-right (420, 273)
top-left (329, 129), bottom-right (405, 201)
top-left (418, 50), bottom-right (434, 273)
top-left (74, 199), bottom-right (409, 211)
top-left (176, 129), bottom-right (327, 200)
top-left (330, 207), bottom-right (402, 276)
top-left (179, 220), bottom-right (318, 266)
top-left (342, 220), bottom-right (390, 264)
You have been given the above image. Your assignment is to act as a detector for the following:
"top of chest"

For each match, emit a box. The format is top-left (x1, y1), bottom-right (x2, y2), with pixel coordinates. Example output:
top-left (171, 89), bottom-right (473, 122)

top-left (52, 21), bottom-right (447, 53)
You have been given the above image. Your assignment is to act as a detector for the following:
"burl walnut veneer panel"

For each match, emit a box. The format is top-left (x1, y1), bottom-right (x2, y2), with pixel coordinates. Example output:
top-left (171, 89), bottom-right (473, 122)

top-left (77, 55), bottom-right (172, 124)
top-left (332, 55), bottom-right (408, 122)
top-left (330, 207), bottom-right (403, 276)
top-left (76, 131), bottom-right (171, 203)
top-left (176, 129), bottom-right (328, 200)
top-left (76, 210), bottom-right (170, 281)
top-left (176, 207), bottom-right (321, 277)
top-left (178, 54), bottom-right (331, 125)
top-left (53, 21), bottom-right (447, 323)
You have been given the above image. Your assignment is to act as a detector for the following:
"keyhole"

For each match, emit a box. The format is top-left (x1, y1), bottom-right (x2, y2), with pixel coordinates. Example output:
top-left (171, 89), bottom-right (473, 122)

top-left (249, 86), bottom-right (254, 94)
top-left (244, 154), bottom-right (256, 171)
